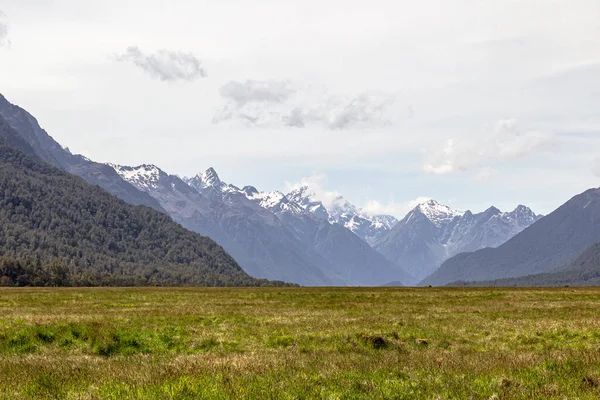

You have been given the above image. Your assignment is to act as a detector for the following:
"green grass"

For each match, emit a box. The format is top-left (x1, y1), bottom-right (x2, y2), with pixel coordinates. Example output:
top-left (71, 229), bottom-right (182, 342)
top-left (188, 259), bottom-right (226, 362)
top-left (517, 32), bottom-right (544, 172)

top-left (1, 287), bottom-right (600, 399)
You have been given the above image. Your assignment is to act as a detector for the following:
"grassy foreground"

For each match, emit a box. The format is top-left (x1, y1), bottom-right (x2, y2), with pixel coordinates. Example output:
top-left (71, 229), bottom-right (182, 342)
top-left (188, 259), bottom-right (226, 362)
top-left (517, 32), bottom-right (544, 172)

top-left (1, 287), bottom-right (600, 399)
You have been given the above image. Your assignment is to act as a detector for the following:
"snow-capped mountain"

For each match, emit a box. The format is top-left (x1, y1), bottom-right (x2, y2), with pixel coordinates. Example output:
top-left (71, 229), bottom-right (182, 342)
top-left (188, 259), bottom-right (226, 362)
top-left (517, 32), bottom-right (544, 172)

top-left (238, 182), bottom-right (415, 285)
top-left (374, 200), bottom-right (542, 281)
top-left (286, 186), bottom-right (398, 245)
top-left (110, 165), bottom-right (414, 286)
top-left (422, 188), bottom-right (600, 286)
top-left (110, 164), bottom-right (339, 286)
top-left (184, 167), bottom-right (241, 198)
top-left (242, 186), bottom-right (307, 215)
top-left (412, 200), bottom-right (464, 227)
top-left (287, 186), bottom-right (330, 220)
top-left (108, 164), bottom-right (163, 190)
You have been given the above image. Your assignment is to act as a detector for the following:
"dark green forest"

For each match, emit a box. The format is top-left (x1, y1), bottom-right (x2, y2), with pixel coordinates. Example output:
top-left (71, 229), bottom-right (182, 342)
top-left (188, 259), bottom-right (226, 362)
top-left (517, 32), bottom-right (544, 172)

top-left (0, 119), bottom-right (288, 287)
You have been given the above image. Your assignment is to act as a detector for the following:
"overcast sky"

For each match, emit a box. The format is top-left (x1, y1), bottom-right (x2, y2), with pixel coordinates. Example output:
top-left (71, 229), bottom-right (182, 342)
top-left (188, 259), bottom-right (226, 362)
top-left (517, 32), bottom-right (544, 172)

top-left (0, 0), bottom-right (599, 217)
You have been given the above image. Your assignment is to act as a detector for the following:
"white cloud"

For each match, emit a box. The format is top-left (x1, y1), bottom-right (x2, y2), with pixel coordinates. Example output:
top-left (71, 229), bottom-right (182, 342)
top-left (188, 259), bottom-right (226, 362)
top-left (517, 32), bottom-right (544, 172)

top-left (219, 80), bottom-right (295, 106)
top-left (214, 79), bottom-right (395, 130)
top-left (115, 46), bottom-right (207, 82)
top-left (424, 119), bottom-right (556, 175)
top-left (361, 196), bottom-right (432, 219)
top-left (284, 172), bottom-right (342, 209)
top-left (285, 172), bottom-right (431, 218)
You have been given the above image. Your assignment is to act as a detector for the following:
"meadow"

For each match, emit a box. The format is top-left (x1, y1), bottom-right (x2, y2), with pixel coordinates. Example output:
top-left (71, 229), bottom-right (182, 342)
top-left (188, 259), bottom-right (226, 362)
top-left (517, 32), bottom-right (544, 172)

top-left (1, 287), bottom-right (600, 399)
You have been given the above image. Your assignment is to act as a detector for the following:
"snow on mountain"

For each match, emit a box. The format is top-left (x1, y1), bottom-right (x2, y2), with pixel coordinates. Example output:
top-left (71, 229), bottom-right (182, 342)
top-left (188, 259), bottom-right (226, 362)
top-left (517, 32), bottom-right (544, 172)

top-left (286, 186), bottom-right (330, 220)
top-left (285, 185), bottom-right (398, 245)
top-left (242, 187), bottom-right (306, 215)
top-left (108, 164), bottom-right (162, 190)
top-left (415, 200), bottom-right (464, 227)
top-left (375, 199), bottom-right (542, 281)
top-left (183, 167), bottom-right (243, 198)
top-left (124, 166), bottom-right (413, 286)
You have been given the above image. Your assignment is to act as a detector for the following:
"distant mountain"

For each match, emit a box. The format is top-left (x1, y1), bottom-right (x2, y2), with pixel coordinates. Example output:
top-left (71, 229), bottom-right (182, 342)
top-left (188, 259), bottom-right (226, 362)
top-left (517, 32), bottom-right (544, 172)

top-left (110, 164), bottom-right (335, 286)
top-left (0, 94), bottom-right (165, 212)
top-left (452, 242), bottom-right (600, 287)
top-left (422, 188), bottom-right (600, 286)
top-left (240, 185), bottom-right (414, 285)
top-left (375, 200), bottom-right (541, 281)
top-left (286, 186), bottom-right (398, 245)
top-left (0, 115), bottom-right (275, 287)
top-left (187, 170), bottom-right (414, 286)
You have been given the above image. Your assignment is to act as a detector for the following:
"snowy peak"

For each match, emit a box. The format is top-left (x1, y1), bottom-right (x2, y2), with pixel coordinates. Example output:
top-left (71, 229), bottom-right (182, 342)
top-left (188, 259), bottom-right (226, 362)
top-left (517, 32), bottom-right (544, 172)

top-left (506, 205), bottom-right (539, 223)
top-left (414, 200), bottom-right (464, 227)
top-left (187, 167), bottom-right (223, 191)
top-left (246, 189), bottom-right (284, 208)
top-left (184, 167), bottom-right (242, 196)
top-left (370, 215), bottom-right (399, 230)
top-left (285, 185), bottom-right (399, 244)
top-left (376, 200), bottom-right (542, 280)
top-left (202, 167), bottom-right (221, 188)
top-left (109, 163), bottom-right (163, 190)
top-left (328, 195), bottom-right (359, 222)
top-left (242, 185), bottom-right (259, 197)
top-left (287, 186), bottom-right (330, 220)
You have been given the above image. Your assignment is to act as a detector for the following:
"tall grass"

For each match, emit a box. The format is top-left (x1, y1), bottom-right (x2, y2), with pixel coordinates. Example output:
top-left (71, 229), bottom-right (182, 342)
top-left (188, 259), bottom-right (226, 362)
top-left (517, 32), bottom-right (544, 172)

top-left (1, 287), bottom-right (600, 398)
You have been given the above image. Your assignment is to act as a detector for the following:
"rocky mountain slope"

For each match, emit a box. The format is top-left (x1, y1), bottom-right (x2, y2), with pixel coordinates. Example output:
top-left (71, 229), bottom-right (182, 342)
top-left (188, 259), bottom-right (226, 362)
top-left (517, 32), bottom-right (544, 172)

top-left (238, 185), bottom-right (414, 285)
top-left (422, 188), bottom-right (600, 286)
top-left (374, 200), bottom-right (541, 281)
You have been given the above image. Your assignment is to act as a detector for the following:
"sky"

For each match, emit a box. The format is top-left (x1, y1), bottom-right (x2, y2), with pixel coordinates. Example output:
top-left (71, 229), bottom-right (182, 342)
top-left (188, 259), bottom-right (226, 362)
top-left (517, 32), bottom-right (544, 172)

top-left (0, 0), bottom-right (599, 218)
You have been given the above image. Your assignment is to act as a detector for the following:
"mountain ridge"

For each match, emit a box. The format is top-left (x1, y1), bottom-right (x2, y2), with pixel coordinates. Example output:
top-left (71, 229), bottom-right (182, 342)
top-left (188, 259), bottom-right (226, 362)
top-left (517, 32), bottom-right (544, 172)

top-left (0, 94), bottom-right (166, 213)
top-left (422, 187), bottom-right (600, 286)
top-left (375, 200), bottom-right (541, 281)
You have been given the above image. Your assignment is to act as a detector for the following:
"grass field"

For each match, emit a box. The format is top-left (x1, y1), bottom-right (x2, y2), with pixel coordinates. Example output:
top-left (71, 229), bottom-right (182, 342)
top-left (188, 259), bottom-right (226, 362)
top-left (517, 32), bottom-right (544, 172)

top-left (1, 287), bottom-right (600, 399)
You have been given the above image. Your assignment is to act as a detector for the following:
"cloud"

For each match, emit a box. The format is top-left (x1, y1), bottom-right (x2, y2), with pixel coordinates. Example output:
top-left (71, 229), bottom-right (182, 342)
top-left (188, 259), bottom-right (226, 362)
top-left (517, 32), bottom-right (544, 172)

top-left (285, 93), bottom-right (395, 130)
top-left (284, 172), bottom-right (342, 209)
top-left (424, 119), bottom-right (555, 175)
top-left (115, 46), bottom-right (207, 82)
top-left (219, 80), bottom-right (295, 105)
top-left (213, 79), bottom-right (395, 130)
top-left (361, 196), bottom-right (432, 219)
top-left (0, 12), bottom-right (9, 48)
top-left (285, 172), bottom-right (430, 218)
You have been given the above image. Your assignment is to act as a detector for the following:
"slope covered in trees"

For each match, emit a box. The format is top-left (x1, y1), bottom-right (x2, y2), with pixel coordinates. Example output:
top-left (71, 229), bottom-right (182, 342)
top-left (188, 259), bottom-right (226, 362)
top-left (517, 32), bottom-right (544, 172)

top-left (0, 117), bottom-right (285, 287)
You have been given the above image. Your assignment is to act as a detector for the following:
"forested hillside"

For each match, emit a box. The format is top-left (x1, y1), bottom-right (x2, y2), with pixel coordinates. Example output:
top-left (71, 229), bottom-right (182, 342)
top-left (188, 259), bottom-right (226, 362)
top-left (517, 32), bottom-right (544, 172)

top-left (0, 118), bottom-right (286, 287)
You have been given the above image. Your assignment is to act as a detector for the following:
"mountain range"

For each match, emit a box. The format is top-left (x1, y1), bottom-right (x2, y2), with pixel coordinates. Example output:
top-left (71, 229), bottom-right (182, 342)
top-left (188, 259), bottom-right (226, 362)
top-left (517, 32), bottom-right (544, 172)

top-left (5, 92), bottom-right (595, 289)
top-left (374, 200), bottom-right (542, 281)
top-left (108, 164), bottom-right (414, 286)
top-left (422, 187), bottom-right (600, 286)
